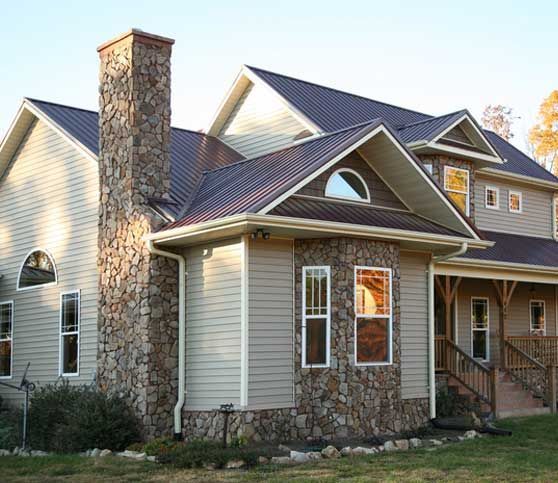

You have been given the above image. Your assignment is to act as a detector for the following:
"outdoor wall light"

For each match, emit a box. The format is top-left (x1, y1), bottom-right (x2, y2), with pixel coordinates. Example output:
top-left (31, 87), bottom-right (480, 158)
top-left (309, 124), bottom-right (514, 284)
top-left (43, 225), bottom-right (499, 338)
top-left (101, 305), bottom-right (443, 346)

top-left (251, 228), bottom-right (270, 240)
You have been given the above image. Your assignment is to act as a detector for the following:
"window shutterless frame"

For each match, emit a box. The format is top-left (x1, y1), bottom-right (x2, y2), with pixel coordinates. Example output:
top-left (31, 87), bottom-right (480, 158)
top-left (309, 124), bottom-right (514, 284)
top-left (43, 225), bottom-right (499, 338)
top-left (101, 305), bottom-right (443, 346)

top-left (324, 168), bottom-right (371, 203)
top-left (16, 247), bottom-right (58, 292)
top-left (301, 266), bottom-right (331, 368)
top-left (529, 299), bottom-right (546, 335)
top-left (353, 266), bottom-right (393, 367)
top-left (444, 165), bottom-right (470, 216)
top-left (485, 186), bottom-right (499, 210)
top-left (0, 301), bottom-right (14, 379)
top-left (59, 290), bottom-right (80, 377)
top-left (470, 297), bottom-right (490, 362)
top-left (508, 190), bottom-right (523, 213)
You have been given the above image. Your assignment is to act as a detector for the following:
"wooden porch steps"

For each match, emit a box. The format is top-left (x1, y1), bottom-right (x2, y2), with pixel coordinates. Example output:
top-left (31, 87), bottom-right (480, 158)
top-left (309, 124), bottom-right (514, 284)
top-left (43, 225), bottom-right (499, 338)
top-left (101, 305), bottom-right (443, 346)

top-left (448, 370), bottom-right (549, 419)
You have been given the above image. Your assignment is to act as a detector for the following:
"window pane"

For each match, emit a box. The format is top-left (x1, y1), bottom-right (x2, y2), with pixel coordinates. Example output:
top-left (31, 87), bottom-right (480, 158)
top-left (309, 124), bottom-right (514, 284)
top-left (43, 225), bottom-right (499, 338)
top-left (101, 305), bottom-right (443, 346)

top-left (471, 299), bottom-right (488, 329)
top-left (509, 193), bottom-right (521, 212)
top-left (448, 191), bottom-right (467, 213)
top-left (305, 268), bottom-right (328, 316)
top-left (472, 331), bottom-right (487, 359)
top-left (486, 188), bottom-right (498, 207)
top-left (305, 318), bottom-right (326, 365)
top-left (356, 318), bottom-right (388, 364)
top-left (445, 167), bottom-right (468, 193)
top-left (0, 340), bottom-right (11, 377)
top-left (19, 250), bottom-right (56, 288)
top-left (356, 269), bottom-right (390, 316)
top-left (326, 170), bottom-right (368, 201)
top-left (62, 334), bottom-right (78, 374)
top-left (531, 302), bottom-right (545, 332)
top-left (305, 272), bottom-right (313, 316)
top-left (62, 293), bottom-right (79, 333)
top-left (0, 304), bottom-right (12, 340)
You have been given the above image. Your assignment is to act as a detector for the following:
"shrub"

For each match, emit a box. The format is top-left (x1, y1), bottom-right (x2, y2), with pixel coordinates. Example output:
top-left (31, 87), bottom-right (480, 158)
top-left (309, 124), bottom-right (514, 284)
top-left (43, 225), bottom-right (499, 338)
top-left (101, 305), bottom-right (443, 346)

top-left (0, 397), bottom-right (21, 450)
top-left (436, 387), bottom-right (460, 417)
top-left (158, 439), bottom-right (261, 469)
top-left (143, 437), bottom-right (182, 457)
top-left (27, 380), bottom-right (139, 453)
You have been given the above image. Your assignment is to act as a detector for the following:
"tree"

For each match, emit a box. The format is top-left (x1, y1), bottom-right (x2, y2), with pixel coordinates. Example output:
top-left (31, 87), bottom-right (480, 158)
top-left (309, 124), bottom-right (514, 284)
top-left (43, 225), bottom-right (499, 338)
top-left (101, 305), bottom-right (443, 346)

top-left (481, 105), bottom-right (515, 140)
top-left (529, 90), bottom-right (558, 175)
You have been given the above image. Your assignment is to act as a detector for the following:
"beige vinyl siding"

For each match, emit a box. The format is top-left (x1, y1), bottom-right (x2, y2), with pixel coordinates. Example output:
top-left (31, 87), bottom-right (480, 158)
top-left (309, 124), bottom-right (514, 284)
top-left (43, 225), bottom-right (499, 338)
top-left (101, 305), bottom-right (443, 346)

top-left (184, 239), bottom-right (242, 410)
top-left (248, 239), bottom-right (294, 408)
top-left (0, 118), bottom-right (99, 403)
top-left (399, 252), bottom-right (429, 399)
top-left (218, 82), bottom-right (307, 158)
top-left (455, 279), bottom-right (556, 366)
top-left (475, 176), bottom-right (554, 238)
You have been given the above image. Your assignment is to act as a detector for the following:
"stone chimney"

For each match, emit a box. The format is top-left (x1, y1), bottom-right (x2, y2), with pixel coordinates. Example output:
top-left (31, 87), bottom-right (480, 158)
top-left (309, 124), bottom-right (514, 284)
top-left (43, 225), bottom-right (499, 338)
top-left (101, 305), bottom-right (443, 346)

top-left (97, 29), bottom-right (179, 438)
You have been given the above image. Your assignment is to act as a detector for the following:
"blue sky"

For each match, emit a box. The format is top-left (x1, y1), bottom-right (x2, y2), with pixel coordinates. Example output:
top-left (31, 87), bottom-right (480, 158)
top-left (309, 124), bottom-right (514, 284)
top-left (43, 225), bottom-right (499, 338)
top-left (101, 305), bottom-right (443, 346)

top-left (1, 1), bottom-right (556, 152)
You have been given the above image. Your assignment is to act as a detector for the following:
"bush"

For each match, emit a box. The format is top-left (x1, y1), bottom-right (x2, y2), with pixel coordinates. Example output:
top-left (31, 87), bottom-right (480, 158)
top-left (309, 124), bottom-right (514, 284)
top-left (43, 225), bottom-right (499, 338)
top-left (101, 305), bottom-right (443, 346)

top-left (27, 380), bottom-right (139, 453)
top-left (0, 396), bottom-right (21, 450)
top-left (436, 387), bottom-right (460, 417)
top-left (158, 439), bottom-right (261, 469)
top-left (143, 437), bottom-right (182, 457)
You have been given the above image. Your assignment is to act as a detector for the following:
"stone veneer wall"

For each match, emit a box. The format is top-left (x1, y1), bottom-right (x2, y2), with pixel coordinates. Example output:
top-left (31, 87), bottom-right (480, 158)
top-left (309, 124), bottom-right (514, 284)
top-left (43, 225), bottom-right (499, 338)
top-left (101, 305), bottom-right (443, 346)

top-left (182, 238), bottom-right (429, 442)
top-left (420, 155), bottom-right (476, 221)
top-left (97, 31), bottom-right (179, 438)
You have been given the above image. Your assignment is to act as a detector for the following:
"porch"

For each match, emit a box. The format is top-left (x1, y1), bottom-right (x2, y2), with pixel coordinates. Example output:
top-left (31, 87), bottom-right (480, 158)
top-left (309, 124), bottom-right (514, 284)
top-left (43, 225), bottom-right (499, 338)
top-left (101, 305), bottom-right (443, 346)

top-left (433, 275), bottom-right (558, 417)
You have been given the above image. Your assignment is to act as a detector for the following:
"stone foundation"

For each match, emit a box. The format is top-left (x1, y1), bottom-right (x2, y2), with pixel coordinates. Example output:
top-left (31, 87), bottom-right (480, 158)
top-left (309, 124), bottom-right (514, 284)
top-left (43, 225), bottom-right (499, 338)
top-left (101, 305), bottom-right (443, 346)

top-left (182, 237), bottom-right (430, 442)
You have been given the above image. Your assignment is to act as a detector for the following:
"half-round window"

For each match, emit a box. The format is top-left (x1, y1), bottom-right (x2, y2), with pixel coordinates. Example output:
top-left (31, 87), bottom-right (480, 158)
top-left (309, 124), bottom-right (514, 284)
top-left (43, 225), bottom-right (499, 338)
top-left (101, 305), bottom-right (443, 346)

top-left (325, 169), bottom-right (370, 202)
top-left (17, 249), bottom-right (57, 290)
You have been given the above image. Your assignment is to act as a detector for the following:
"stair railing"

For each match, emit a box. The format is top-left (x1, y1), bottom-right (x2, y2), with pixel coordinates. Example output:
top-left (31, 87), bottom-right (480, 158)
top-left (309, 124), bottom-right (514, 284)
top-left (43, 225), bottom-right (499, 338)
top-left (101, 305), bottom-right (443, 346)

top-left (505, 340), bottom-right (557, 412)
top-left (444, 339), bottom-right (496, 413)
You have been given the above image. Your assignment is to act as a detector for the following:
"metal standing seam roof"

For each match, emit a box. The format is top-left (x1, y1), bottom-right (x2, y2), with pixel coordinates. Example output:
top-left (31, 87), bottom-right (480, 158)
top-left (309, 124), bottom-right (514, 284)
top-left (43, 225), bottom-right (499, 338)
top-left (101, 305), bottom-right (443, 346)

top-left (26, 99), bottom-right (244, 211)
top-left (461, 231), bottom-right (558, 267)
top-left (270, 197), bottom-right (463, 237)
top-left (396, 110), bottom-right (468, 144)
top-left (165, 120), bottom-right (384, 229)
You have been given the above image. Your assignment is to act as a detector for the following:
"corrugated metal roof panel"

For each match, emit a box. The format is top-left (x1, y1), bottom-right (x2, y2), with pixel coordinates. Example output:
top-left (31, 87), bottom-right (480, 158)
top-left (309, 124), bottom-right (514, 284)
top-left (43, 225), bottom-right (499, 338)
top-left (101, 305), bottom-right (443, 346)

top-left (246, 66), bottom-right (431, 131)
top-left (167, 120), bottom-right (383, 228)
top-left (270, 197), bottom-right (462, 237)
top-left (462, 231), bottom-right (558, 267)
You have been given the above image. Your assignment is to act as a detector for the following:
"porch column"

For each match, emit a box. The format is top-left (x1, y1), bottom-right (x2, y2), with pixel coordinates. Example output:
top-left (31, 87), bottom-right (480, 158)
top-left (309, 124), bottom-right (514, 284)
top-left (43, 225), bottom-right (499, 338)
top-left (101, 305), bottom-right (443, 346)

top-left (434, 275), bottom-right (462, 342)
top-left (492, 280), bottom-right (518, 368)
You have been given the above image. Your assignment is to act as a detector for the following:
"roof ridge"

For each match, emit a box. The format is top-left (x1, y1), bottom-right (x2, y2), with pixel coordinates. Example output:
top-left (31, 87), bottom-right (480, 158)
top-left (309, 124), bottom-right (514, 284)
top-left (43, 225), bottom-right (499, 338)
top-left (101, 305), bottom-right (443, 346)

top-left (398, 109), bottom-right (467, 130)
top-left (245, 65), bottom-right (433, 120)
top-left (201, 118), bottom-right (382, 175)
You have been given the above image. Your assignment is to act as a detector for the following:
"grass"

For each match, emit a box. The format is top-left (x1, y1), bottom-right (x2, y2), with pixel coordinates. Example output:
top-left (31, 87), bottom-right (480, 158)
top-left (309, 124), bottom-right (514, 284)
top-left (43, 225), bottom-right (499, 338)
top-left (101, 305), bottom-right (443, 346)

top-left (2, 415), bottom-right (558, 482)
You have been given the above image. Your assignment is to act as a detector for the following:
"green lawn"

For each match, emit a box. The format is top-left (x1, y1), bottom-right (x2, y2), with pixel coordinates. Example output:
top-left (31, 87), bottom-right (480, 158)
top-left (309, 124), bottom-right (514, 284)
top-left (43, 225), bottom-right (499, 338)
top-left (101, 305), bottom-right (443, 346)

top-left (2, 415), bottom-right (558, 482)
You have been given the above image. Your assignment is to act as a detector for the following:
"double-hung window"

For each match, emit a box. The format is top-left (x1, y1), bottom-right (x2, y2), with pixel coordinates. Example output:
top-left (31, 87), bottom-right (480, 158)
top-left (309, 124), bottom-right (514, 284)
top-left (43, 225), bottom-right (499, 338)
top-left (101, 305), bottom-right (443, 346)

top-left (509, 191), bottom-right (522, 213)
top-left (530, 300), bottom-right (545, 335)
top-left (444, 166), bottom-right (470, 216)
top-left (0, 302), bottom-right (13, 378)
top-left (60, 291), bottom-right (80, 376)
top-left (354, 267), bottom-right (392, 365)
top-left (302, 267), bottom-right (330, 367)
top-left (485, 186), bottom-right (499, 210)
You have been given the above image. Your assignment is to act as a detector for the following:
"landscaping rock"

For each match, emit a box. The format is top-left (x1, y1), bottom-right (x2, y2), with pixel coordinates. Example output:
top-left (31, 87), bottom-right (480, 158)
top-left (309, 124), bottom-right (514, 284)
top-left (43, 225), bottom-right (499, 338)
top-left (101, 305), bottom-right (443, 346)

top-left (271, 456), bottom-right (293, 465)
top-left (429, 439), bottom-right (443, 446)
top-left (203, 462), bottom-right (217, 470)
top-left (258, 456), bottom-right (270, 465)
top-left (457, 436), bottom-right (465, 442)
top-left (147, 456), bottom-right (157, 463)
top-left (19, 451), bottom-right (30, 457)
top-left (395, 439), bottom-right (409, 451)
top-left (99, 449), bottom-right (112, 458)
top-left (471, 412), bottom-right (482, 428)
top-left (30, 450), bottom-right (49, 457)
top-left (290, 450), bottom-right (310, 463)
top-left (340, 446), bottom-right (352, 456)
top-left (278, 444), bottom-right (291, 453)
top-left (321, 445), bottom-right (341, 459)
top-left (0, 450), bottom-right (11, 457)
top-left (409, 438), bottom-right (422, 449)
top-left (352, 446), bottom-right (376, 456)
top-left (384, 440), bottom-right (397, 452)
top-left (226, 459), bottom-right (246, 469)
top-left (90, 448), bottom-right (101, 458)
top-left (464, 430), bottom-right (479, 440)
top-left (307, 451), bottom-right (323, 460)
top-left (117, 450), bottom-right (147, 461)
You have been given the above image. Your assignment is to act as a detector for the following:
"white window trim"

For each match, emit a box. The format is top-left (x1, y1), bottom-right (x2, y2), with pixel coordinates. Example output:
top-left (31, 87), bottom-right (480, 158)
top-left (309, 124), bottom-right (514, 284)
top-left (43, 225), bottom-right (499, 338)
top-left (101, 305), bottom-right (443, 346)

top-left (484, 186), bottom-right (500, 210)
top-left (529, 299), bottom-right (546, 335)
top-left (59, 290), bottom-right (81, 377)
top-left (354, 266), bottom-right (393, 367)
top-left (325, 168), bottom-right (371, 204)
top-left (444, 165), bottom-right (470, 216)
top-left (552, 196), bottom-right (557, 241)
top-left (16, 247), bottom-right (58, 292)
top-left (301, 266), bottom-right (331, 368)
top-left (0, 300), bottom-right (14, 380)
top-left (470, 297), bottom-right (490, 362)
top-left (508, 190), bottom-right (523, 214)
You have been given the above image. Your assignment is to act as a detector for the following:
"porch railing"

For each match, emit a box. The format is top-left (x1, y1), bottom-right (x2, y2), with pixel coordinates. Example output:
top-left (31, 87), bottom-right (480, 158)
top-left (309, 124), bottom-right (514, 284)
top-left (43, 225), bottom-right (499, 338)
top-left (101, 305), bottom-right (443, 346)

top-left (507, 336), bottom-right (558, 367)
top-left (444, 338), bottom-right (496, 412)
top-left (435, 335), bottom-right (446, 371)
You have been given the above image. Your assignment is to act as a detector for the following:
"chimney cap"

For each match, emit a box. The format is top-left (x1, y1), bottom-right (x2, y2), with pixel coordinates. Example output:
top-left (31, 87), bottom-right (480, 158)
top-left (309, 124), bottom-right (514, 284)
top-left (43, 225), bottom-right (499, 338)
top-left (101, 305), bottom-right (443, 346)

top-left (97, 28), bottom-right (175, 53)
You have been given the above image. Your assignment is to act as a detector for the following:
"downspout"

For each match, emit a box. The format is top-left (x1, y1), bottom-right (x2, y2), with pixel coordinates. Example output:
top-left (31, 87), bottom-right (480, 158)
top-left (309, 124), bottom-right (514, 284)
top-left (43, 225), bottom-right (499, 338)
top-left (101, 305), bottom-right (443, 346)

top-left (428, 242), bottom-right (468, 419)
top-left (146, 239), bottom-right (186, 439)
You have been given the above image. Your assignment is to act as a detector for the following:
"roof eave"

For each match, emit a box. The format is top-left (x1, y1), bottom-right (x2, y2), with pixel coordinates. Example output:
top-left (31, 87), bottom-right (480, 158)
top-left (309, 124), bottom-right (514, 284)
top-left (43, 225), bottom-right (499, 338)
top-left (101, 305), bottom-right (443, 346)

top-left (479, 167), bottom-right (558, 190)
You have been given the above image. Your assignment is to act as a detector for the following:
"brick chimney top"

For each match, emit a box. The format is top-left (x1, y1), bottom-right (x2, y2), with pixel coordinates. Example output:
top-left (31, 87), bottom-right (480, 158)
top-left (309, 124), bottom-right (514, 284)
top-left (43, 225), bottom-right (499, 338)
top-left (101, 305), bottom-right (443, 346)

top-left (97, 28), bottom-right (175, 54)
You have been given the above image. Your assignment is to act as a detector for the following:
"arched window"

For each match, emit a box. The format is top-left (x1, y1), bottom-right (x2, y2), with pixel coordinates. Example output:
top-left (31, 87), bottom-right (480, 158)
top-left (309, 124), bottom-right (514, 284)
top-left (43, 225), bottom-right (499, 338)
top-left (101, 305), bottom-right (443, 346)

top-left (17, 249), bottom-right (57, 290)
top-left (325, 168), bottom-right (370, 202)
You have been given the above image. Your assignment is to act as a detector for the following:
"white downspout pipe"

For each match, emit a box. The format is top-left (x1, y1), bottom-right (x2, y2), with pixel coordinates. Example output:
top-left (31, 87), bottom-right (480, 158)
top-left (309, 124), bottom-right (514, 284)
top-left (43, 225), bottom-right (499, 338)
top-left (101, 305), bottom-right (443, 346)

top-left (146, 239), bottom-right (186, 438)
top-left (428, 242), bottom-right (468, 419)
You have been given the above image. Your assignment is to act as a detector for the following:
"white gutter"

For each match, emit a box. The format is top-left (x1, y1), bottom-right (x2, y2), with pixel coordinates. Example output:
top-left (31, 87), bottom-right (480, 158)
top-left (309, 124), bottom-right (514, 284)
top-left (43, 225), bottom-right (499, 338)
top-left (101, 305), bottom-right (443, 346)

top-left (146, 240), bottom-right (186, 438)
top-left (427, 242), bottom-right (468, 419)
